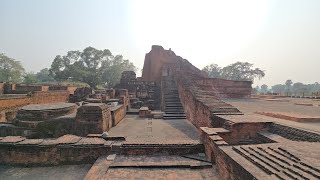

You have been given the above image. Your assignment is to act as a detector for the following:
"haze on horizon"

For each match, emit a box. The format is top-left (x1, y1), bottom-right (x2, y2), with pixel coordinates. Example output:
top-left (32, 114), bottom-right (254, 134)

top-left (0, 0), bottom-right (319, 86)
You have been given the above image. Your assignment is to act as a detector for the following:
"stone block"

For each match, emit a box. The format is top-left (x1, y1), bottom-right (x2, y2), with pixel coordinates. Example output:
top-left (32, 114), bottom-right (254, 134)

top-left (75, 103), bottom-right (112, 135)
top-left (139, 107), bottom-right (150, 118)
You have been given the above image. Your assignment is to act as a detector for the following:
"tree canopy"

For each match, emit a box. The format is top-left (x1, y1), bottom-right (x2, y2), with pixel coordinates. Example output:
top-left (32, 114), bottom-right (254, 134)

top-left (23, 72), bottom-right (38, 84)
top-left (36, 68), bottom-right (54, 82)
top-left (202, 61), bottom-right (265, 82)
top-left (0, 53), bottom-right (25, 82)
top-left (49, 47), bottom-right (136, 88)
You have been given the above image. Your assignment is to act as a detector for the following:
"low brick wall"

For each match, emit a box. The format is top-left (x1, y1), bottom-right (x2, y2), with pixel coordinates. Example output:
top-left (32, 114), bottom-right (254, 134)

top-left (218, 123), bottom-right (271, 145)
top-left (110, 105), bottom-right (126, 127)
top-left (196, 78), bottom-right (252, 98)
top-left (49, 86), bottom-right (78, 94)
top-left (0, 135), bottom-right (111, 165)
top-left (12, 85), bottom-right (49, 94)
top-left (0, 91), bottom-right (69, 122)
top-left (200, 127), bottom-right (256, 180)
top-left (0, 83), bottom-right (4, 95)
top-left (0, 95), bottom-right (31, 111)
top-left (32, 91), bottom-right (69, 104)
top-left (178, 85), bottom-right (213, 128)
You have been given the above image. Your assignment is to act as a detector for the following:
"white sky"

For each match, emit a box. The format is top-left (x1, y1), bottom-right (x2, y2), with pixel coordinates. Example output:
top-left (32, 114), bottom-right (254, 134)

top-left (1, 0), bottom-right (319, 86)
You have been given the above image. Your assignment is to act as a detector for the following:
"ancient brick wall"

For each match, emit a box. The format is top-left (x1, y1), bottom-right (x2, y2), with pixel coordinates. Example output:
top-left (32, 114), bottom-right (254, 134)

top-left (0, 136), bottom-right (111, 165)
top-left (0, 83), bottom-right (4, 95)
top-left (195, 78), bottom-right (252, 98)
top-left (0, 96), bottom-right (31, 111)
top-left (141, 45), bottom-right (180, 83)
top-left (32, 91), bottom-right (69, 104)
top-left (218, 123), bottom-right (271, 145)
top-left (178, 85), bottom-right (213, 128)
top-left (13, 84), bottom-right (49, 93)
top-left (75, 104), bottom-right (111, 135)
top-left (110, 105), bottom-right (126, 127)
top-left (49, 86), bottom-right (78, 94)
top-left (0, 91), bottom-right (69, 122)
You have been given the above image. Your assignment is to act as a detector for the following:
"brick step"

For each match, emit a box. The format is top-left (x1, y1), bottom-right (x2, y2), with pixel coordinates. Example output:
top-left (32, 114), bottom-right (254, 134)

top-left (165, 107), bottom-right (184, 110)
top-left (163, 115), bottom-right (186, 120)
top-left (164, 112), bottom-right (185, 114)
top-left (163, 117), bottom-right (186, 120)
top-left (165, 110), bottom-right (184, 113)
top-left (166, 105), bottom-right (183, 107)
top-left (120, 144), bottom-right (204, 155)
top-left (109, 154), bottom-right (211, 169)
top-left (232, 146), bottom-right (318, 180)
top-left (164, 97), bottom-right (180, 99)
top-left (165, 99), bottom-right (181, 102)
top-left (165, 103), bottom-right (181, 105)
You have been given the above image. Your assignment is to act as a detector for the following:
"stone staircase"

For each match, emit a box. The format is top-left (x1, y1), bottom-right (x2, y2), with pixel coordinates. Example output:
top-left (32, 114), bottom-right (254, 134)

top-left (269, 123), bottom-right (320, 142)
top-left (84, 154), bottom-right (217, 180)
top-left (232, 145), bottom-right (320, 179)
top-left (162, 78), bottom-right (186, 120)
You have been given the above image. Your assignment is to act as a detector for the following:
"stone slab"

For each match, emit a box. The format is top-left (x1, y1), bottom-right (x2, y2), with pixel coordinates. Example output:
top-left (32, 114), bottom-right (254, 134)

top-left (214, 141), bottom-right (228, 146)
top-left (0, 136), bottom-right (26, 144)
top-left (21, 103), bottom-right (76, 111)
top-left (200, 127), bottom-right (218, 135)
top-left (209, 135), bottom-right (223, 141)
top-left (40, 135), bottom-right (82, 145)
top-left (75, 137), bottom-right (110, 146)
top-left (16, 139), bottom-right (44, 145)
top-left (256, 111), bottom-right (320, 122)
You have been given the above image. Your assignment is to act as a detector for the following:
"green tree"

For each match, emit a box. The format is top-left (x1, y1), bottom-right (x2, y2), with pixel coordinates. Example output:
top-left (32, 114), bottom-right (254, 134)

top-left (292, 82), bottom-right (304, 96)
top-left (50, 47), bottom-right (136, 88)
top-left (101, 55), bottom-right (136, 87)
top-left (202, 63), bottom-right (221, 78)
top-left (220, 62), bottom-right (265, 82)
top-left (23, 72), bottom-right (38, 84)
top-left (285, 79), bottom-right (293, 96)
top-left (36, 68), bottom-right (54, 82)
top-left (0, 53), bottom-right (25, 82)
top-left (271, 84), bottom-right (286, 95)
top-left (203, 62), bottom-right (265, 82)
top-left (261, 84), bottom-right (268, 94)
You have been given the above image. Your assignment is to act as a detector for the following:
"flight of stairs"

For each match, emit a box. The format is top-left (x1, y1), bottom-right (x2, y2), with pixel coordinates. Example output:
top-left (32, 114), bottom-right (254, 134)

top-left (163, 78), bottom-right (186, 120)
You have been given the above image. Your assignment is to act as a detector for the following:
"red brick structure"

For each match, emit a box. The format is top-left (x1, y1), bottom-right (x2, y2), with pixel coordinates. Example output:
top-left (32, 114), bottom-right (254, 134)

top-left (0, 91), bottom-right (69, 122)
top-left (75, 103), bottom-right (111, 135)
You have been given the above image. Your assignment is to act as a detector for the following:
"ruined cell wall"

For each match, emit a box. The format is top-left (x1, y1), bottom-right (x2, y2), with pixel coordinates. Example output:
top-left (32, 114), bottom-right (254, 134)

top-left (110, 105), bottom-right (126, 127)
top-left (141, 45), bottom-right (179, 83)
top-left (0, 91), bottom-right (69, 122)
top-left (141, 45), bottom-right (252, 129)
top-left (49, 86), bottom-right (78, 94)
top-left (195, 78), bottom-right (252, 98)
top-left (0, 136), bottom-right (111, 165)
top-left (0, 83), bottom-right (4, 94)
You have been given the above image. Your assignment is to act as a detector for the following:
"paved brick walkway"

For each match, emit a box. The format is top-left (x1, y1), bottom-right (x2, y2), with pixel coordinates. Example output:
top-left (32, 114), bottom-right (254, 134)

top-left (108, 115), bottom-right (200, 144)
top-left (224, 98), bottom-right (320, 133)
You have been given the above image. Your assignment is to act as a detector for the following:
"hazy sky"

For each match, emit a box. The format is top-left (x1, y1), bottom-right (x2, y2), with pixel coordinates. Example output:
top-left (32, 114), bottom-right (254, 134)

top-left (1, 0), bottom-right (319, 86)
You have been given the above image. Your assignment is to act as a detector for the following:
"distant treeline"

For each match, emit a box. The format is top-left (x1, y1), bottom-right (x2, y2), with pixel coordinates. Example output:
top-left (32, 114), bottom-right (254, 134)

top-left (255, 80), bottom-right (320, 96)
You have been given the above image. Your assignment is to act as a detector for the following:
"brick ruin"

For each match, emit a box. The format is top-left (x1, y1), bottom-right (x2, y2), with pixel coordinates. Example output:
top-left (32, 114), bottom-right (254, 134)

top-left (0, 46), bottom-right (319, 180)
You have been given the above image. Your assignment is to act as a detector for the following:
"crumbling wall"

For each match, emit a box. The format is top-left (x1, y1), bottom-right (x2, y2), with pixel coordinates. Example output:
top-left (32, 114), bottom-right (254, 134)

top-left (49, 86), bottom-right (78, 94)
top-left (0, 91), bottom-right (69, 122)
top-left (0, 83), bottom-right (4, 95)
top-left (110, 105), bottom-right (126, 127)
top-left (0, 135), bottom-right (111, 165)
top-left (75, 104), bottom-right (111, 135)
top-left (195, 78), bottom-right (252, 98)
top-left (32, 91), bottom-right (69, 104)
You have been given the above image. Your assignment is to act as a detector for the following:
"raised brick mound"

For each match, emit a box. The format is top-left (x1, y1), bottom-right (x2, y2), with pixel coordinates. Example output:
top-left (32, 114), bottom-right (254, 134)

top-left (15, 103), bottom-right (77, 128)
top-left (256, 111), bottom-right (320, 122)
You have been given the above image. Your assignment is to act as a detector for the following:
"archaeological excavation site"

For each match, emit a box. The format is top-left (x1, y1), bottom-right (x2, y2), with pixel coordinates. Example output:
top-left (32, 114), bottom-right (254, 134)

top-left (0, 46), bottom-right (319, 180)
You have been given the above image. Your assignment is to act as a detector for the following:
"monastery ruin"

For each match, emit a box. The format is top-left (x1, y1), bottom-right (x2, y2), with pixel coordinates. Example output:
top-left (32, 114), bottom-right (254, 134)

top-left (0, 46), bottom-right (319, 179)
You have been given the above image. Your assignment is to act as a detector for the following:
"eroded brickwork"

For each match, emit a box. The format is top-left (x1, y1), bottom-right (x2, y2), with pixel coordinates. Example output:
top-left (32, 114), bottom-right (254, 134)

top-left (75, 103), bottom-right (111, 135)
